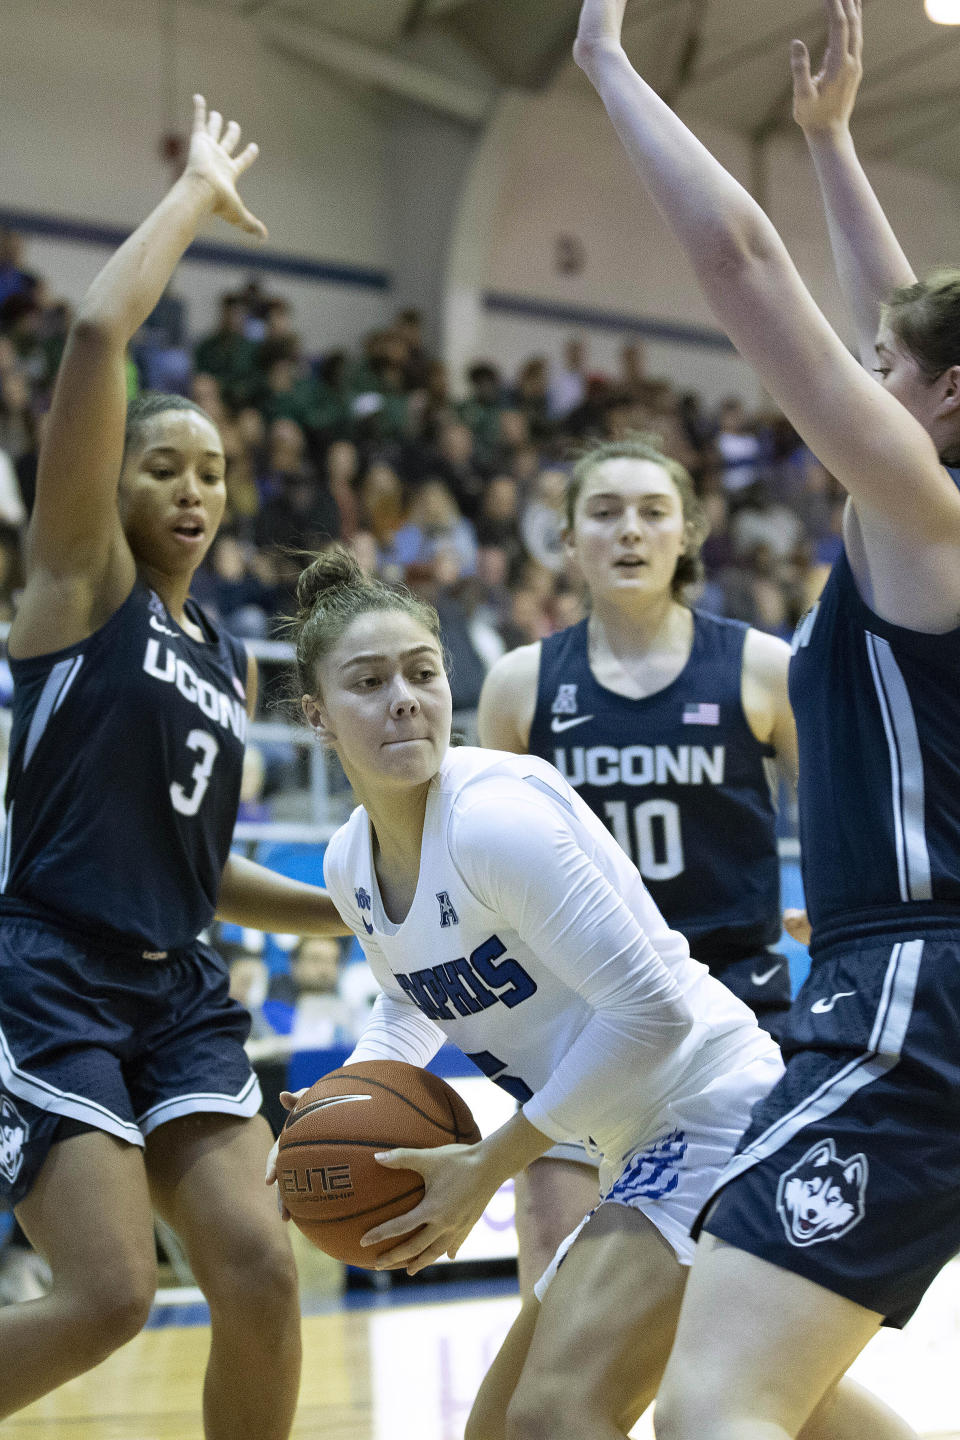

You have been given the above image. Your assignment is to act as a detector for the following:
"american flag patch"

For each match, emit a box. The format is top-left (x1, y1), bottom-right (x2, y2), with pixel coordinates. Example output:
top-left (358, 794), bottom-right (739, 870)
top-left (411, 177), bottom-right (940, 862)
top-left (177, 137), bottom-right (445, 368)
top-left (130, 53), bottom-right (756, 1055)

top-left (683, 702), bottom-right (719, 725)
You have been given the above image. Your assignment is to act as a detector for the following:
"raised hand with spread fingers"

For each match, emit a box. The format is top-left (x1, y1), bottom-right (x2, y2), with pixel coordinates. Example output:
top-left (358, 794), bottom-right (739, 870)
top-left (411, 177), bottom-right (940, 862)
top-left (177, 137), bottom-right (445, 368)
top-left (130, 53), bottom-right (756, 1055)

top-left (791, 0), bottom-right (863, 137)
top-left (18, 93), bottom-right (270, 660)
top-left (184, 94), bottom-right (267, 239)
top-left (790, 0), bottom-right (914, 362)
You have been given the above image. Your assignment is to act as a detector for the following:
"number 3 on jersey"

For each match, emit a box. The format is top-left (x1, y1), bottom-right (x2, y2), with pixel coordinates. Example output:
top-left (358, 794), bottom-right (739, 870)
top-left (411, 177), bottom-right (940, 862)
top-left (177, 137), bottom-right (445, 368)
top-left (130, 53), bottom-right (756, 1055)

top-left (171, 729), bottom-right (219, 816)
top-left (604, 798), bottom-right (684, 881)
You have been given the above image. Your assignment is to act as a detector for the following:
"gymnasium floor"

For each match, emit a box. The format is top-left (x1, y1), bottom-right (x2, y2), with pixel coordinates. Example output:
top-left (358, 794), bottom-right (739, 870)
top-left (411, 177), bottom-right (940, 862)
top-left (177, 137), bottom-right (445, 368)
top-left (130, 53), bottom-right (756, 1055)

top-left (8, 1257), bottom-right (960, 1439)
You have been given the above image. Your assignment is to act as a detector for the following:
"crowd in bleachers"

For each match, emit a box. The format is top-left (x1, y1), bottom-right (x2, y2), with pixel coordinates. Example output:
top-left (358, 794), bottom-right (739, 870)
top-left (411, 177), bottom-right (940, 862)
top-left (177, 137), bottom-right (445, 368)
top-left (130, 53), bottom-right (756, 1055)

top-left (0, 226), bottom-right (847, 691)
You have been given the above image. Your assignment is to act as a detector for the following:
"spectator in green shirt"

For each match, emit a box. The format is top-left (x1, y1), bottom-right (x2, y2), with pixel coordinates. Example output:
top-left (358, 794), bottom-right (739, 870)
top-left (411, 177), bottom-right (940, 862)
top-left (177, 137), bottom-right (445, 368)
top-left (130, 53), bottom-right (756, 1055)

top-left (457, 361), bottom-right (506, 466)
top-left (194, 293), bottom-right (259, 407)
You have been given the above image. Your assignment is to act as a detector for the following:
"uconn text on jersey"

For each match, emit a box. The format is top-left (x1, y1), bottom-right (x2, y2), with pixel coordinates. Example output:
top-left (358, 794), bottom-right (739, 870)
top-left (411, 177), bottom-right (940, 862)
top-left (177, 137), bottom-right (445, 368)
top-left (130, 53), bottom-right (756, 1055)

top-left (143, 638), bottom-right (248, 742)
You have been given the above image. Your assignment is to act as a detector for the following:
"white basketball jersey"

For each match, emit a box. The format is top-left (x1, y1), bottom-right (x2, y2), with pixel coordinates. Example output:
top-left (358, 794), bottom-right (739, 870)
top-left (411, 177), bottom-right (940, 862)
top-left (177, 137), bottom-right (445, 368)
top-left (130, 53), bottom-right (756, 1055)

top-left (324, 747), bottom-right (777, 1165)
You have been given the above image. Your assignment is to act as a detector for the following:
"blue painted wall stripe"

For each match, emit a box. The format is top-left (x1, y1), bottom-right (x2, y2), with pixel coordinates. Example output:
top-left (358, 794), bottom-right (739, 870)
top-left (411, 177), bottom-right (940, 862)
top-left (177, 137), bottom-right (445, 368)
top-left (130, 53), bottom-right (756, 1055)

top-left (482, 289), bottom-right (735, 352)
top-left (3, 207), bottom-right (736, 343)
top-left (0, 207), bottom-right (392, 291)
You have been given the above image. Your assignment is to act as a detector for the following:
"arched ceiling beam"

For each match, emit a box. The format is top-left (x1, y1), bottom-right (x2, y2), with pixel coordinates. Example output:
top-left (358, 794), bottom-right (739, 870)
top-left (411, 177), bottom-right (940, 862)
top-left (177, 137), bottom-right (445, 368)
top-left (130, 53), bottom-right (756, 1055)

top-left (258, 13), bottom-right (496, 124)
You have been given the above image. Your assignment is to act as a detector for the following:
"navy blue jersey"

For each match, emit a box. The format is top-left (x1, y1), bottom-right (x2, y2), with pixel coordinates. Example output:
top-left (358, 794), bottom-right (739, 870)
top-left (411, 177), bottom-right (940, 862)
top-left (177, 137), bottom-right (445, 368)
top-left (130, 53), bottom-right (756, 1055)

top-left (527, 613), bottom-right (780, 962)
top-left (790, 540), bottom-right (960, 939)
top-left (0, 582), bottom-right (248, 951)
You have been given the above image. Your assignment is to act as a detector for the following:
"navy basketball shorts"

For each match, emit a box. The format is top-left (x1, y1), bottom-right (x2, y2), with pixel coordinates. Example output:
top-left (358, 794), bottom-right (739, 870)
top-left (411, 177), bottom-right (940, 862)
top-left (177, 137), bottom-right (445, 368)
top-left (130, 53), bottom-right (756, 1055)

top-left (700, 926), bottom-right (960, 1327)
top-left (0, 915), bottom-right (261, 1210)
top-left (708, 950), bottom-right (792, 1040)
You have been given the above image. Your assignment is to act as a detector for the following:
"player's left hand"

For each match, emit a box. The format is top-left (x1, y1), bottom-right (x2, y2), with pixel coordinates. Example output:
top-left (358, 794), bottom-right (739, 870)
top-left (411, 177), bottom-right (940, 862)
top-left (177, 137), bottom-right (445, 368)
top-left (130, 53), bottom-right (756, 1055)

top-left (361, 1143), bottom-right (494, 1274)
top-left (184, 94), bottom-right (268, 238)
top-left (265, 1088), bottom-right (308, 1219)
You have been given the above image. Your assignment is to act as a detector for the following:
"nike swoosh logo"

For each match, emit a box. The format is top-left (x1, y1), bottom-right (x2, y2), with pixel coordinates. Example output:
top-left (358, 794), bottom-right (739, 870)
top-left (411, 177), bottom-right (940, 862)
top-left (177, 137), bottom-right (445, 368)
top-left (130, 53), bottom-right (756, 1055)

top-left (150, 615), bottom-right (177, 637)
top-left (288, 1094), bottom-right (373, 1126)
top-left (750, 963), bottom-right (782, 986)
top-left (551, 715), bottom-right (594, 734)
top-left (361, 918), bottom-right (374, 934)
top-left (810, 991), bottom-right (856, 1014)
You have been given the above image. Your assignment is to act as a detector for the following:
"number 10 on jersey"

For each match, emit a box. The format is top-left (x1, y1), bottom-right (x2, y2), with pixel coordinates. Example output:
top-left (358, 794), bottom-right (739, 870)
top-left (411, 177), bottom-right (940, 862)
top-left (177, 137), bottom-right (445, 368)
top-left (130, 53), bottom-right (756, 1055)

top-left (604, 799), bottom-right (684, 881)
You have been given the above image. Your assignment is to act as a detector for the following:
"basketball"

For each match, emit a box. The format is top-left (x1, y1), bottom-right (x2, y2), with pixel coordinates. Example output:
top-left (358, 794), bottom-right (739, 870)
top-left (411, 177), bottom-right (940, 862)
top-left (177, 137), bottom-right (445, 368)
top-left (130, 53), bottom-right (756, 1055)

top-left (276, 1060), bottom-right (482, 1267)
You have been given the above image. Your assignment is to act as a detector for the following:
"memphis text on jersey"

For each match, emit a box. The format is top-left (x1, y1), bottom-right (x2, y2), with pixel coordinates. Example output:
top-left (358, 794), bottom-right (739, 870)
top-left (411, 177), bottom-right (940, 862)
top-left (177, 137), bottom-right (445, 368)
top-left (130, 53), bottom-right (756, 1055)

top-left (394, 935), bottom-right (537, 1022)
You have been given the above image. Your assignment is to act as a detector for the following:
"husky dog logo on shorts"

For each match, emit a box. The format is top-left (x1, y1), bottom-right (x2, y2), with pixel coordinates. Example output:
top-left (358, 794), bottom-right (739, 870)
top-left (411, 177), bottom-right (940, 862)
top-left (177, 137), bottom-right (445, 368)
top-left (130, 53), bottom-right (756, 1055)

top-left (0, 1096), bottom-right (29, 1185)
top-left (776, 1138), bottom-right (868, 1248)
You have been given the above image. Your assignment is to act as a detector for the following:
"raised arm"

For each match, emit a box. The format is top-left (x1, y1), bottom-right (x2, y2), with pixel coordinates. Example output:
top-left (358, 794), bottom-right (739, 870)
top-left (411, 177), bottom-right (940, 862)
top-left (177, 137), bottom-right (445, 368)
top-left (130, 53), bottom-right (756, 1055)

top-left (16, 98), bottom-right (266, 645)
top-left (792, 0), bottom-right (916, 364)
top-left (574, 1), bottom-right (960, 625)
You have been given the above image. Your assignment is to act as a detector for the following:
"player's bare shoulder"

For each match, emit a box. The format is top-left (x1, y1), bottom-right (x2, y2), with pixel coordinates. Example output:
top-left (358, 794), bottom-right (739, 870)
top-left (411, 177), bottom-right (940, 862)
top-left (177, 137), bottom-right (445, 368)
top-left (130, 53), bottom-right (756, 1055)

top-left (742, 626), bottom-right (791, 688)
top-left (741, 626), bottom-right (796, 770)
top-left (477, 642), bottom-right (542, 753)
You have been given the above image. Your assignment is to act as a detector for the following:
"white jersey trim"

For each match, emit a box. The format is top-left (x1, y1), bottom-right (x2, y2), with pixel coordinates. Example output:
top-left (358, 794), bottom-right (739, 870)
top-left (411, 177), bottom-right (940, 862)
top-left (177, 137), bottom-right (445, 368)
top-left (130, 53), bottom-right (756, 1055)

top-left (137, 1072), bottom-right (262, 1136)
top-left (866, 632), bottom-right (932, 903)
top-left (23, 654), bottom-right (84, 770)
top-left (0, 1018), bottom-right (144, 1146)
top-left (0, 801), bottom-right (13, 893)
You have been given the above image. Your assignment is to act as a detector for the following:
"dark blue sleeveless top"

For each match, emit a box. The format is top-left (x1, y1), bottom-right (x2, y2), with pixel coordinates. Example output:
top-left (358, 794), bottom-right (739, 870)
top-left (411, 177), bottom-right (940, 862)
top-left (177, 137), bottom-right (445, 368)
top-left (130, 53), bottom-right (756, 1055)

top-left (528, 612), bottom-right (780, 962)
top-left (790, 534), bottom-right (960, 945)
top-left (0, 582), bottom-right (248, 952)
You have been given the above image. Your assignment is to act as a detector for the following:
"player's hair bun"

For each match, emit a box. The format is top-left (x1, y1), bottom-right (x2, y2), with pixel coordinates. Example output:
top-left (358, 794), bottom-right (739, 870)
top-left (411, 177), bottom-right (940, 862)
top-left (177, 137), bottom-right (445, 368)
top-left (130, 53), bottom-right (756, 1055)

top-left (295, 544), bottom-right (364, 622)
top-left (290, 542), bottom-right (442, 701)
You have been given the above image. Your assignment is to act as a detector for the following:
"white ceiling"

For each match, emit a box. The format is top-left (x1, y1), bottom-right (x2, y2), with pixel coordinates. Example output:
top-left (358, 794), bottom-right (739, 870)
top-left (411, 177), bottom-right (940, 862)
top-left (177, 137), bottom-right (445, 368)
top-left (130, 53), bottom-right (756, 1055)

top-left (206, 0), bottom-right (960, 184)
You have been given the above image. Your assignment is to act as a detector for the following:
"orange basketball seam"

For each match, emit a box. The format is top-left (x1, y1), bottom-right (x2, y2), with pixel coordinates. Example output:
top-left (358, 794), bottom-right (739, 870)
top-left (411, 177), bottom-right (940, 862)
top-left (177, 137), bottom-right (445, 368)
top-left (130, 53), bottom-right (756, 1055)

top-left (441, 1084), bottom-right (461, 1139)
